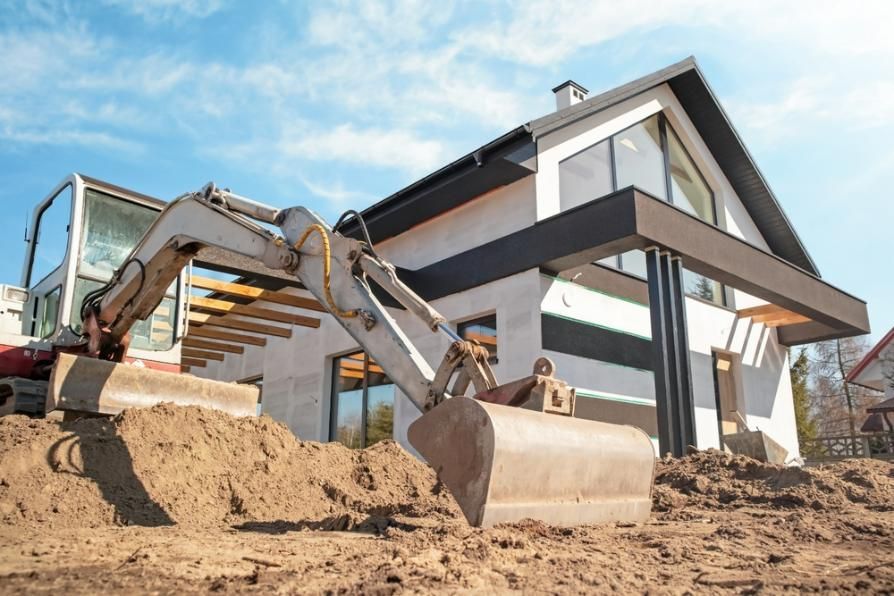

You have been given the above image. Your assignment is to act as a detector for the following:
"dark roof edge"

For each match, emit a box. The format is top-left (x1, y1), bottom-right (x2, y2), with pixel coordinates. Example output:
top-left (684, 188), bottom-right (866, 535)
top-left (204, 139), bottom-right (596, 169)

top-left (341, 125), bottom-right (533, 236)
top-left (530, 57), bottom-right (698, 137)
top-left (847, 326), bottom-right (894, 382)
top-left (687, 61), bottom-right (820, 276)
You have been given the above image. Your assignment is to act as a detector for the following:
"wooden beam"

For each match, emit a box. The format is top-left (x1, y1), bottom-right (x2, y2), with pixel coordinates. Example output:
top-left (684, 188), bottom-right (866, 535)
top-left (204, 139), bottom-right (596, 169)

top-left (189, 295), bottom-right (320, 327)
top-left (765, 313), bottom-right (812, 328)
top-left (183, 347), bottom-right (225, 361)
top-left (188, 311), bottom-right (292, 338)
top-left (737, 304), bottom-right (786, 319)
top-left (181, 365), bottom-right (191, 374)
top-left (183, 336), bottom-right (244, 354)
top-left (186, 326), bottom-right (267, 347)
top-left (190, 275), bottom-right (327, 312)
top-left (181, 357), bottom-right (207, 368)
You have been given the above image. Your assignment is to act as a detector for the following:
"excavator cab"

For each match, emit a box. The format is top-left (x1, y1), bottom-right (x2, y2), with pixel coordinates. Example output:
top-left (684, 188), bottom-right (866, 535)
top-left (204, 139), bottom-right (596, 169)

top-left (13, 174), bottom-right (183, 365)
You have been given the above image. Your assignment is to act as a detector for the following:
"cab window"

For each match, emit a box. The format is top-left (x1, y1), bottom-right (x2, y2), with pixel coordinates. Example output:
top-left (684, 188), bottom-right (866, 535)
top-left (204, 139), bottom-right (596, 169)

top-left (28, 184), bottom-right (72, 287)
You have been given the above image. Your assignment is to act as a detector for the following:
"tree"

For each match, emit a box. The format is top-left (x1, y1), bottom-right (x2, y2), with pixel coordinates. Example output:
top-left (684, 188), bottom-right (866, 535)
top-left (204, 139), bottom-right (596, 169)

top-left (365, 401), bottom-right (394, 446)
top-left (691, 274), bottom-right (716, 302)
top-left (810, 337), bottom-right (875, 436)
top-left (790, 347), bottom-right (818, 449)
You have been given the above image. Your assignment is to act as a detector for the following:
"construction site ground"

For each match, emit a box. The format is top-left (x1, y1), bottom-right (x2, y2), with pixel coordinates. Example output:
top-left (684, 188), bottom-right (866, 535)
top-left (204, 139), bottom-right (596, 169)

top-left (0, 404), bottom-right (892, 594)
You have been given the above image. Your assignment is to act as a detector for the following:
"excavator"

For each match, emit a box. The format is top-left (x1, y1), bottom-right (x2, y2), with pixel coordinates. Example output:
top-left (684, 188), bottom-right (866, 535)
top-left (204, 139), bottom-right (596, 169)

top-left (0, 174), bottom-right (655, 527)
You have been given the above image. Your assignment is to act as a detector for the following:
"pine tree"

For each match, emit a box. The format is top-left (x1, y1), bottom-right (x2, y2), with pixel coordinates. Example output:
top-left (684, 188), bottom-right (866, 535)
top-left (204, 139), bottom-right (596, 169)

top-left (790, 347), bottom-right (818, 451)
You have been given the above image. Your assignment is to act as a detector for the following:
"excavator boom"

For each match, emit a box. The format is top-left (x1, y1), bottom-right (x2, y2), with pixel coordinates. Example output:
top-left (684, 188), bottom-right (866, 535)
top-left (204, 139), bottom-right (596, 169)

top-left (49, 183), bottom-right (655, 527)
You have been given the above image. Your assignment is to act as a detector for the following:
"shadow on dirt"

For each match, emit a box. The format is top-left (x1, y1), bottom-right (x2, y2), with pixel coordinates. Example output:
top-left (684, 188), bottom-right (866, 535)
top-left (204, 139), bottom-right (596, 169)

top-left (232, 515), bottom-right (421, 535)
top-left (47, 418), bottom-right (174, 527)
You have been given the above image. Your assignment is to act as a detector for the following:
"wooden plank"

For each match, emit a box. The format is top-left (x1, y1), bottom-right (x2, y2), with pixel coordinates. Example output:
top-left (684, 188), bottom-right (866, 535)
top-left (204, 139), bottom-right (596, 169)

top-left (187, 326), bottom-right (267, 347)
top-left (189, 295), bottom-right (320, 328)
top-left (765, 313), bottom-right (812, 328)
top-left (183, 347), bottom-right (226, 361)
top-left (183, 336), bottom-right (244, 354)
top-left (737, 304), bottom-right (785, 319)
top-left (181, 357), bottom-right (207, 368)
top-left (190, 275), bottom-right (326, 312)
top-left (188, 311), bottom-right (292, 338)
top-left (181, 365), bottom-right (191, 373)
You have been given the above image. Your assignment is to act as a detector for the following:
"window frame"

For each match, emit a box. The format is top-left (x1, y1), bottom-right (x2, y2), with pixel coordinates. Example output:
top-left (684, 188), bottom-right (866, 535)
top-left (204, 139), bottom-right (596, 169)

top-left (329, 351), bottom-right (394, 448)
top-left (26, 183), bottom-right (73, 288)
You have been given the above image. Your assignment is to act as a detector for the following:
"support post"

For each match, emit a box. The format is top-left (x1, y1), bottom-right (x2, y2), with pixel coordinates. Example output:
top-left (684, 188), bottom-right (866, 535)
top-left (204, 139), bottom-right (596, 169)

top-left (646, 248), bottom-right (697, 456)
top-left (670, 256), bottom-right (697, 449)
top-left (646, 248), bottom-right (676, 456)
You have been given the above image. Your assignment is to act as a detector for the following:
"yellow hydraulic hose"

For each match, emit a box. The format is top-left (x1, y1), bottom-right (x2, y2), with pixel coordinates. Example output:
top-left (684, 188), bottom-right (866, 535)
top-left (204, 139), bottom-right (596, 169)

top-left (292, 224), bottom-right (359, 319)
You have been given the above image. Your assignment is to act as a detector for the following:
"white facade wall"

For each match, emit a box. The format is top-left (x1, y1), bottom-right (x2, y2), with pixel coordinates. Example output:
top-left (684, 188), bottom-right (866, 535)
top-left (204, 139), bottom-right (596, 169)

top-left (196, 83), bottom-right (801, 458)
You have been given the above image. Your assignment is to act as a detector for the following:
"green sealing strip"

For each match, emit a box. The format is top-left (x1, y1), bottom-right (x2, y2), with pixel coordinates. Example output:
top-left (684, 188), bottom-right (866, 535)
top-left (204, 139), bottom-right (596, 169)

top-left (575, 389), bottom-right (656, 408)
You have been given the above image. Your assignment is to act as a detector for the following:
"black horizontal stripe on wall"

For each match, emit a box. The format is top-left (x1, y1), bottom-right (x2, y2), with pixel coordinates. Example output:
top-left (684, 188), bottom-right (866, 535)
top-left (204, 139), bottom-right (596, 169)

top-left (540, 313), bottom-right (653, 372)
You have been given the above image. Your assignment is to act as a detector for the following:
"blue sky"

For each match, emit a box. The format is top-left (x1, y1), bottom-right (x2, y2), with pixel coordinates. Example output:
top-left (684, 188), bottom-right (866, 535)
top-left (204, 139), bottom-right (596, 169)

top-left (1, 0), bottom-right (891, 342)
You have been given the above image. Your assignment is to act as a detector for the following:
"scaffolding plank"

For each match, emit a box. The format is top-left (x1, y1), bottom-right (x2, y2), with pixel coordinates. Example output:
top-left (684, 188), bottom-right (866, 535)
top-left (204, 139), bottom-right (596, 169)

top-left (188, 311), bottom-right (292, 338)
top-left (190, 275), bottom-right (326, 312)
top-left (189, 295), bottom-right (320, 327)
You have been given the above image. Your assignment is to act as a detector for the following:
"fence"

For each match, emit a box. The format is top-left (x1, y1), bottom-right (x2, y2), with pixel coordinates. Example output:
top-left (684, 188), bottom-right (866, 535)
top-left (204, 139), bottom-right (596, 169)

top-left (802, 432), bottom-right (894, 462)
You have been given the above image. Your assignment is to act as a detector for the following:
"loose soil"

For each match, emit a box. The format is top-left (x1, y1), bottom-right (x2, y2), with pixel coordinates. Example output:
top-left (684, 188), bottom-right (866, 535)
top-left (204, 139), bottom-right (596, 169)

top-left (0, 404), bottom-right (892, 594)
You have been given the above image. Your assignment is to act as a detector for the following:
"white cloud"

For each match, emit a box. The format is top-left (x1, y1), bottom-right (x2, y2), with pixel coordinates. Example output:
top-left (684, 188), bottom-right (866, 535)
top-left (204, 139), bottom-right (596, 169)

top-left (297, 174), bottom-right (378, 205)
top-left (101, 0), bottom-right (226, 24)
top-left (0, 126), bottom-right (142, 153)
top-left (279, 123), bottom-right (448, 176)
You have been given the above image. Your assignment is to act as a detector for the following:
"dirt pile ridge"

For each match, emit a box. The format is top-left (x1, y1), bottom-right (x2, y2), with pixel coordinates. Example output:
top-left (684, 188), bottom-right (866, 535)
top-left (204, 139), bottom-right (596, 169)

top-left (653, 448), bottom-right (894, 514)
top-left (0, 403), bottom-right (461, 529)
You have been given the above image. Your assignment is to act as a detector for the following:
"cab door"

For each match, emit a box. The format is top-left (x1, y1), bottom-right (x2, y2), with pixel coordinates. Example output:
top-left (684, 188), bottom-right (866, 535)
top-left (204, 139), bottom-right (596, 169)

top-left (22, 177), bottom-right (83, 341)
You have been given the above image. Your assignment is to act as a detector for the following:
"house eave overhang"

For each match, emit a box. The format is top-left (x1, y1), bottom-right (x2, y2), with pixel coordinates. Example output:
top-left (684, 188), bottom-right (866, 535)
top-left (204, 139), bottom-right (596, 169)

top-left (404, 187), bottom-right (869, 346)
top-left (339, 126), bottom-right (536, 243)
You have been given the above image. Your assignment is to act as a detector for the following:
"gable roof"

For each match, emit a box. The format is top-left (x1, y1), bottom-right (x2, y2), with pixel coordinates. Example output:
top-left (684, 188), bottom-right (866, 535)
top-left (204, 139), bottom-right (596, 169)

top-left (847, 326), bottom-right (894, 387)
top-left (343, 56), bottom-right (819, 275)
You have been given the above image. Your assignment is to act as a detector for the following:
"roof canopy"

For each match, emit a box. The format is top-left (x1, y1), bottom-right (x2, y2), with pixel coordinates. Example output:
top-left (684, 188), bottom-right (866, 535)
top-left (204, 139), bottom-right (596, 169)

top-left (344, 56), bottom-right (818, 275)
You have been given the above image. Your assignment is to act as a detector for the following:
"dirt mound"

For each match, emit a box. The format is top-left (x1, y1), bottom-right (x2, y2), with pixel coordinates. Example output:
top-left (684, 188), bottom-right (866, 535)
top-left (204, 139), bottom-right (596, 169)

top-left (0, 404), bottom-right (461, 529)
top-left (653, 449), bottom-right (894, 513)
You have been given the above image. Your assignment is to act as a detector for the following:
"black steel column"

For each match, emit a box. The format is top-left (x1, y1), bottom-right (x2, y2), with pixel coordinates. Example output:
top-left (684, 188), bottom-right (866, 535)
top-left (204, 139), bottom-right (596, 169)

top-left (646, 248), bottom-right (696, 456)
top-left (646, 248), bottom-right (676, 456)
top-left (670, 256), bottom-right (696, 448)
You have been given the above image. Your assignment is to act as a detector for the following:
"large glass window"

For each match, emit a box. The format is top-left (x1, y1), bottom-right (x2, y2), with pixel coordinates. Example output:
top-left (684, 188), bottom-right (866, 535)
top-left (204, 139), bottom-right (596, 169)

top-left (28, 184), bottom-right (72, 286)
top-left (330, 351), bottom-right (394, 448)
top-left (559, 140), bottom-right (613, 210)
top-left (667, 126), bottom-right (715, 223)
top-left (73, 188), bottom-right (176, 351)
top-left (558, 113), bottom-right (717, 223)
top-left (612, 115), bottom-right (667, 200)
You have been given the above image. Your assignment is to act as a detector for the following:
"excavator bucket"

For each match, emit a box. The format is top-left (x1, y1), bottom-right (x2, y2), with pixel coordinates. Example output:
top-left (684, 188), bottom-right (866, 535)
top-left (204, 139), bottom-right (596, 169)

top-left (408, 396), bottom-right (656, 527)
top-left (47, 353), bottom-right (259, 417)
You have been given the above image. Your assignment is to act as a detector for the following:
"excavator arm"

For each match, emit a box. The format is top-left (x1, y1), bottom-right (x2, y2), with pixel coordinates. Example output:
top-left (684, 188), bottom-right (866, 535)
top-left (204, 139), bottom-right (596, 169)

top-left (78, 183), bottom-right (509, 414)
top-left (54, 183), bottom-right (655, 528)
